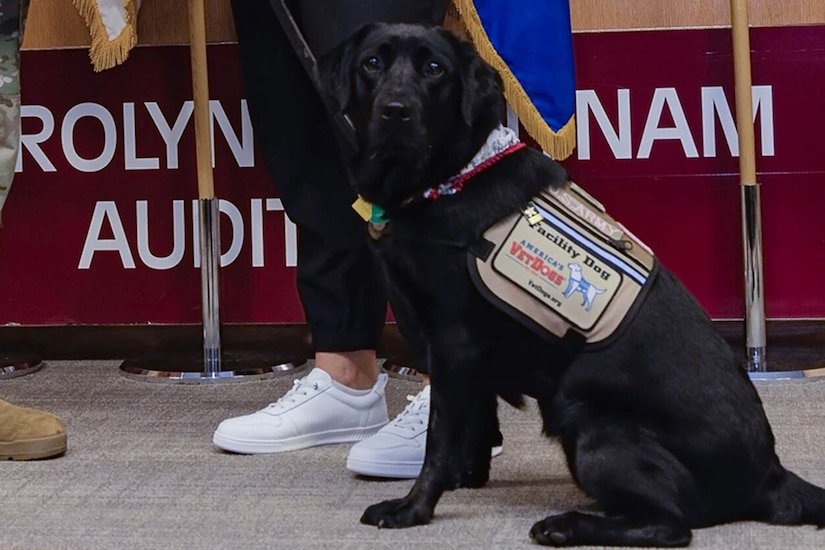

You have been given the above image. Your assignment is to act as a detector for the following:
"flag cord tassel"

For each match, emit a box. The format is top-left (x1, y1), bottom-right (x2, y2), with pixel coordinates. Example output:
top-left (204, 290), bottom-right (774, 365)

top-left (72, 0), bottom-right (139, 72)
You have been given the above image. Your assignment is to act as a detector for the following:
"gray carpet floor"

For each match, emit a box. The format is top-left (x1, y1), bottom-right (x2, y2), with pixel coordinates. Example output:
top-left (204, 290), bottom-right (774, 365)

top-left (2, 360), bottom-right (825, 550)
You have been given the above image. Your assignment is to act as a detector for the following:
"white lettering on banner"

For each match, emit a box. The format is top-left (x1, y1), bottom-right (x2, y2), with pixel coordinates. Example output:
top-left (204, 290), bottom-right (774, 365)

top-left (576, 85), bottom-right (775, 160)
top-left (17, 100), bottom-right (254, 172)
top-left (637, 88), bottom-right (699, 159)
top-left (16, 105), bottom-right (57, 173)
top-left (124, 103), bottom-right (160, 170)
top-left (62, 103), bottom-right (118, 172)
top-left (78, 199), bottom-right (298, 270)
top-left (137, 200), bottom-right (185, 269)
top-left (145, 101), bottom-right (192, 170)
top-left (576, 89), bottom-right (632, 159)
top-left (250, 199), bottom-right (298, 268)
top-left (701, 86), bottom-right (775, 157)
top-left (78, 201), bottom-right (136, 269)
top-left (210, 100), bottom-right (254, 168)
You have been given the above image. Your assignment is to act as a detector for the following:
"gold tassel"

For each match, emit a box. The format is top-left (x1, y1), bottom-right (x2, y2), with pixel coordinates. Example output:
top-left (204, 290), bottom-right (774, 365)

top-left (72, 0), bottom-right (139, 72)
top-left (450, 0), bottom-right (577, 160)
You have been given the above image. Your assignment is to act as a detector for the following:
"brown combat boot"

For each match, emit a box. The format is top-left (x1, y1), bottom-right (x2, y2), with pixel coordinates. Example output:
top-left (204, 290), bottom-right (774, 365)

top-left (0, 398), bottom-right (67, 460)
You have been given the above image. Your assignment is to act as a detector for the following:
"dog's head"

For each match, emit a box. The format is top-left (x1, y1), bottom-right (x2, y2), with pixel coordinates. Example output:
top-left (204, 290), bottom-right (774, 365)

top-left (320, 23), bottom-right (503, 210)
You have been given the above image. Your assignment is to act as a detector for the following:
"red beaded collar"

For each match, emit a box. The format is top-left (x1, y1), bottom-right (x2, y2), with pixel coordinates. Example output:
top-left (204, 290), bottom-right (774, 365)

top-left (418, 124), bottom-right (526, 201)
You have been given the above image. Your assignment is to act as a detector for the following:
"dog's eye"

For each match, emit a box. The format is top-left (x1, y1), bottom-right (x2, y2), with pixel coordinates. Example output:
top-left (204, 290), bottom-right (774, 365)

top-left (362, 56), bottom-right (382, 72)
top-left (423, 61), bottom-right (445, 78)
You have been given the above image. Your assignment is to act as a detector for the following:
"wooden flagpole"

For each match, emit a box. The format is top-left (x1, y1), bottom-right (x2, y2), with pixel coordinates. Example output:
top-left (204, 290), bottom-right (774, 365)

top-left (188, 0), bottom-right (214, 202)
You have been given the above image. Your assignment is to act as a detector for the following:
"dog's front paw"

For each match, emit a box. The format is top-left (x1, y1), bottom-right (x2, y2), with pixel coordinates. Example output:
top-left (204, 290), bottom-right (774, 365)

top-left (361, 497), bottom-right (433, 528)
top-left (459, 465), bottom-right (490, 488)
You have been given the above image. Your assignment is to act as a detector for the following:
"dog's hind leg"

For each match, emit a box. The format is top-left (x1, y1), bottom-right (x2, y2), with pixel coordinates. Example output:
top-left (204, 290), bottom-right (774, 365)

top-left (530, 511), bottom-right (691, 548)
top-left (531, 420), bottom-right (694, 547)
top-left (747, 467), bottom-right (825, 527)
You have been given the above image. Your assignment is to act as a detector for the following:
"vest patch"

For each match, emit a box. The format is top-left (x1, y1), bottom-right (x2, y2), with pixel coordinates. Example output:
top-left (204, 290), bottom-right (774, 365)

top-left (469, 182), bottom-right (658, 346)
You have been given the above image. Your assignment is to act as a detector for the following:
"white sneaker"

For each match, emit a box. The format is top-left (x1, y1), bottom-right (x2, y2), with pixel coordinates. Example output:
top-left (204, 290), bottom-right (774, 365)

top-left (346, 385), bottom-right (504, 479)
top-left (213, 368), bottom-right (389, 454)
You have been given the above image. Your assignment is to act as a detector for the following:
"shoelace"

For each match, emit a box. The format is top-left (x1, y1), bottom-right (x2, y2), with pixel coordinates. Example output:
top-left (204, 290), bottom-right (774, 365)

top-left (264, 377), bottom-right (320, 412)
top-left (392, 391), bottom-right (429, 432)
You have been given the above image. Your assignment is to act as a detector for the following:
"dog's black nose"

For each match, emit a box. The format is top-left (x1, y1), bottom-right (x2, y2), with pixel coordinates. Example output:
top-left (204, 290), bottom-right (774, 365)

top-left (381, 101), bottom-right (411, 122)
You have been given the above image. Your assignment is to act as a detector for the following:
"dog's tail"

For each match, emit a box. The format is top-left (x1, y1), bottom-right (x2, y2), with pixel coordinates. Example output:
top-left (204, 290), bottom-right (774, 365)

top-left (752, 468), bottom-right (825, 527)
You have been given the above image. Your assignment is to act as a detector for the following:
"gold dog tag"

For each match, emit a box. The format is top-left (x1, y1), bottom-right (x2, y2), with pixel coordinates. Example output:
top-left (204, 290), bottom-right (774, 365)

top-left (352, 196), bottom-right (373, 222)
top-left (523, 204), bottom-right (543, 226)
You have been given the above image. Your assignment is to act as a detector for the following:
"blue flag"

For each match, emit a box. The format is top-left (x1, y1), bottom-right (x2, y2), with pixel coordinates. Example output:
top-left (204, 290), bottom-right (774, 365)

top-left (452, 0), bottom-right (577, 160)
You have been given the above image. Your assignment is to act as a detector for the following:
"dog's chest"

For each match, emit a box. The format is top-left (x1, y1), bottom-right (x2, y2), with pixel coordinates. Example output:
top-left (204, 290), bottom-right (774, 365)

top-left (372, 231), bottom-right (461, 281)
top-left (370, 226), bottom-right (480, 314)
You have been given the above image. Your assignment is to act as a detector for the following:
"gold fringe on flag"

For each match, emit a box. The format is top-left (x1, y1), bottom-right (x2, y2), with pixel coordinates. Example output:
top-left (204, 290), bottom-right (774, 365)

top-left (72, 0), bottom-right (139, 72)
top-left (450, 0), bottom-right (577, 160)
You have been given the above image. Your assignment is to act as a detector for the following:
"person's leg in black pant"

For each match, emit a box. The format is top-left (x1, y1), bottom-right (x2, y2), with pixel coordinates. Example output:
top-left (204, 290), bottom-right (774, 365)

top-left (232, 0), bottom-right (388, 383)
top-left (213, 1), bottom-right (495, 481)
top-left (213, 1), bottom-right (391, 455)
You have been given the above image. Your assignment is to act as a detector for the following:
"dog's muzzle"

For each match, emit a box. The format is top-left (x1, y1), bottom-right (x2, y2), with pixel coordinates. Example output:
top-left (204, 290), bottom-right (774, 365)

top-left (370, 85), bottom-right (426, 135)
top-left (380, 101), bottom-right (412, 123)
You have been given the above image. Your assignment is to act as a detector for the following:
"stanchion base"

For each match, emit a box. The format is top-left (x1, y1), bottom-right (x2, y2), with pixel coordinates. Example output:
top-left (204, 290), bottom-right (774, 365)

top-left (749, 367), bottom-right (825, 381)
top-left (381, 357), bottom-right (424, 382)
top-left (119, 353), bottom-right (307, 384)
top-left (0, 358), bottom-right (44, 380)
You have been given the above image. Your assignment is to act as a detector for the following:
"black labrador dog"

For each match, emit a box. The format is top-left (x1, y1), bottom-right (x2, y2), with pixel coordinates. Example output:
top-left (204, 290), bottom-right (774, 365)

top-left (319, 23), bottom-right (825, 546)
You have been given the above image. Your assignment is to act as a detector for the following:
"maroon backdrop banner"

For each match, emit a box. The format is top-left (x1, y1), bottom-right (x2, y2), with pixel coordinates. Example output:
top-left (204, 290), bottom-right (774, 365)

top-left (1, 25), bottom-right (823, 326)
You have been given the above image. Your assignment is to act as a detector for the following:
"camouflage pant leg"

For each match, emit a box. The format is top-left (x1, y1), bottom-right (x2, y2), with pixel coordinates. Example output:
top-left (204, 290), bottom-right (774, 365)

top-left (0, 0), bottom-right (27, 222)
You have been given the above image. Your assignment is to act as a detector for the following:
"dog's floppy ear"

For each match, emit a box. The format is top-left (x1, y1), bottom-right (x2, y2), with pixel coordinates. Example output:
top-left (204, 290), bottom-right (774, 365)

top-left (450, 36), bottom-right (503, 126)
top-left (318, 41), bottom-right (355, 113)
top-left (318, 23), bottom-right (377, 113)
top-left (545, 151), bottom-right (571, 187)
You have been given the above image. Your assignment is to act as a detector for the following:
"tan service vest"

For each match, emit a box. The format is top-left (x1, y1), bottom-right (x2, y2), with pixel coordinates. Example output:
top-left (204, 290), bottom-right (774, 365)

top-left (469, 182), bottom-right (658, 348)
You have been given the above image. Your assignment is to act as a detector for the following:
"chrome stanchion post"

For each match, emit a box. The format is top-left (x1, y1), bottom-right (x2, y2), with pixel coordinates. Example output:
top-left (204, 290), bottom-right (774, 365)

top-left (741, 185), bottom-right (766, 372)
top-left (199, 197), bottom-right (222, 379)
